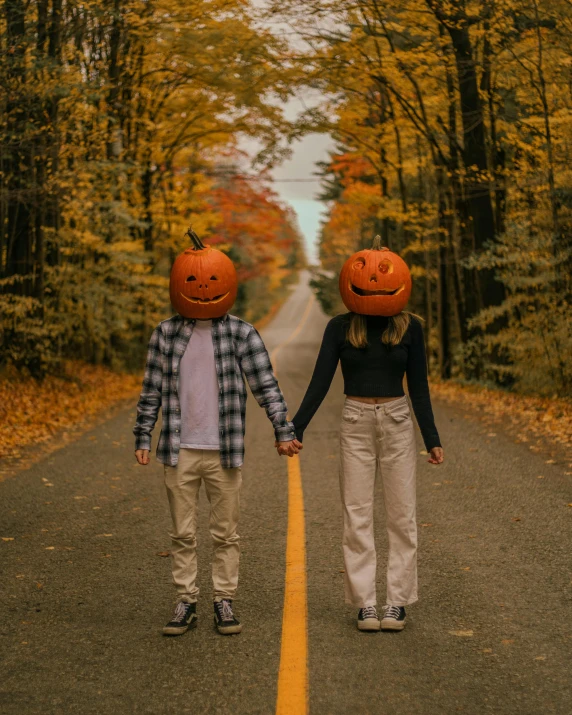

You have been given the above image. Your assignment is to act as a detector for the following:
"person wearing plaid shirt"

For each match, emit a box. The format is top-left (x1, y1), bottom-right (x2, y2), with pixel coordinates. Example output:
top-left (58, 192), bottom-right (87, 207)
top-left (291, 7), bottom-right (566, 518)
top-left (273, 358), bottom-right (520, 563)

top-left (134, 311), bottom-right (300, 636)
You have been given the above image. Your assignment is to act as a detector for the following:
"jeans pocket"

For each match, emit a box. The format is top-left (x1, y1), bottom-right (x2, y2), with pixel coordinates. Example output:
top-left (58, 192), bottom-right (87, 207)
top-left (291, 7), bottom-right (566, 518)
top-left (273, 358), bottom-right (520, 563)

top-left (389, 408), bottom-right (411, 424)
top-left (341, 405), bottom-right (361, 423)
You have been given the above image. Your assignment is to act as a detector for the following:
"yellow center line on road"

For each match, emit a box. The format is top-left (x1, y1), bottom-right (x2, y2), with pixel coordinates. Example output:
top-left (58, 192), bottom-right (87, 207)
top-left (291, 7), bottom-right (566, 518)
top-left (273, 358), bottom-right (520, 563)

top-left (270, 294), bottom-right (314, 715)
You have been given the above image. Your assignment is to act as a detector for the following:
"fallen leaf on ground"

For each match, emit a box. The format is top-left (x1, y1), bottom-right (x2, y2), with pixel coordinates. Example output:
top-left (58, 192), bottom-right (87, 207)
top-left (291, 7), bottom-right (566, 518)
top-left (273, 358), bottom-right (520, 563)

top-left (0, 362), bottom-right (141, 463)
top-left (2, 537), bottom-right (14, 542)
top-left (157, 551), bottom-right (170, 558)
top-left (460, 567), bottom-right (471, 571)
top-left (482, 648), bottom-right (493, 653)
top-left (421, 523), bottom-right (433, 527)
top-left (512, 517), bottom-right (521, 522)
top-left (534, 655), bottom-right (546, 661)
top-left (449, 630), bottom-right (473, 637)
top-left (432, 381), bottom-right (572, 464)
top-left (501, 639), bottom-right (514, 645)
top-left (545, 459), bottom-right (556, 464)
top-left (73, 496), bottom-right (87, 500)
top-left (45, 546), bottom-right (55, 550)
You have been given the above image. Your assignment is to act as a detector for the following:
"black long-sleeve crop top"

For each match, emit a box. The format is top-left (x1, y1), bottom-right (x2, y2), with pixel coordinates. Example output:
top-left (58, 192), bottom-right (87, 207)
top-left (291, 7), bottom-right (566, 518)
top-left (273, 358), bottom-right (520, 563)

top-left (291, 313), bottom-right (441, 451)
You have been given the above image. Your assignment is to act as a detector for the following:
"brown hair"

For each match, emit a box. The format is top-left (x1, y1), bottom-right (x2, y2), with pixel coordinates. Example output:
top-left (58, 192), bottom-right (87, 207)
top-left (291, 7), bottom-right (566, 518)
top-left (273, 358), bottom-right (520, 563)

top-left (346, 311), bottom-right (422, 348)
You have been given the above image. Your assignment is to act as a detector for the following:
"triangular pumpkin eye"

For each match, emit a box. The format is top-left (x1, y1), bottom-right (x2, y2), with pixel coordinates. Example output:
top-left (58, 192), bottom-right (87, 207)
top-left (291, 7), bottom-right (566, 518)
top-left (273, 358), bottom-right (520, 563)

top-left (353, 258), bottom-right (365, 269)
top-left (210, 275), bottom-right (218, 280)
top-left (186, 275), bottom-right (196, 282)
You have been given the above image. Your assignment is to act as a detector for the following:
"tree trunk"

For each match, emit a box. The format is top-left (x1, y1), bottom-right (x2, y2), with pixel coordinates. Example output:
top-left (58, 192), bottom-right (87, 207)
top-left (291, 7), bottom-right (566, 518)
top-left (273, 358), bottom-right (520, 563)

top-left (436, 165), bottom-right (451, 378)
top-left (445, 23), bottom-right (504, 311)
top-left (4, 0), bottom-right (32, 295)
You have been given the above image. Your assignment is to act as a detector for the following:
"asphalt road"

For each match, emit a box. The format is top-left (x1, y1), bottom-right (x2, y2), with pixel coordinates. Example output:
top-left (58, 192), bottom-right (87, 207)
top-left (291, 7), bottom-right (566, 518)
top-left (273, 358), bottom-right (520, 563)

top-left (1, 274), bottom-right (571, 714)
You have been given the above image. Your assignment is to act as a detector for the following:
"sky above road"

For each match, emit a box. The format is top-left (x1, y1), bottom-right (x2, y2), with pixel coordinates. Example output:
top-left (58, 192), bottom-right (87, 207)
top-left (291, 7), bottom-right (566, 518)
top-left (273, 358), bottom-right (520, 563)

top-left (271, 126), bottom-right (333, 264)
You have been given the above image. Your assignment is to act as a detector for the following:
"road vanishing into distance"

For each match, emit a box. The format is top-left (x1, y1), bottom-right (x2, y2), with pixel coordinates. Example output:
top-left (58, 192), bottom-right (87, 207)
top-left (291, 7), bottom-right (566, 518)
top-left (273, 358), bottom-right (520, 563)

top-left (1, 274), bottom-right (571, 714)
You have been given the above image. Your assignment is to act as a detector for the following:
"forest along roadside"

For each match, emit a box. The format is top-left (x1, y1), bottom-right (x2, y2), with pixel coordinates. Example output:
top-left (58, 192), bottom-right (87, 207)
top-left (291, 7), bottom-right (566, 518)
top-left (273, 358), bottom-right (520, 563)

top-left (272, 284), bottom-right (572, 715)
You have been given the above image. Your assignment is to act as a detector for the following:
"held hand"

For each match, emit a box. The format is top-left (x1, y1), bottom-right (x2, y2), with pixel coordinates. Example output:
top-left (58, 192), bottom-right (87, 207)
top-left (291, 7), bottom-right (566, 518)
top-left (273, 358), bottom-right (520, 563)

top-left (135, 449), bottom-right (150, 465)
top-left (275, 439), bottom-right (303, 457)
top-left (427, 447), bottom-right (444, 465)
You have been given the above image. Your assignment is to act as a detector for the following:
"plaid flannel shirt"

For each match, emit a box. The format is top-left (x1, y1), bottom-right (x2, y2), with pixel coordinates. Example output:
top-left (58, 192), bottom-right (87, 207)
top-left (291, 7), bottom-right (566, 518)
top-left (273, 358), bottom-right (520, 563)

top-left (133, 313), bottom-right (296, 468)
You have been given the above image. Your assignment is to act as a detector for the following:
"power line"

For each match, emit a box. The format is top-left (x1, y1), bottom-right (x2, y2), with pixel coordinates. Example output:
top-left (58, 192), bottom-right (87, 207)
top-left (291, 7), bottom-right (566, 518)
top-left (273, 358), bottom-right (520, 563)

top-left (209, 174), bottom-right (322, 182)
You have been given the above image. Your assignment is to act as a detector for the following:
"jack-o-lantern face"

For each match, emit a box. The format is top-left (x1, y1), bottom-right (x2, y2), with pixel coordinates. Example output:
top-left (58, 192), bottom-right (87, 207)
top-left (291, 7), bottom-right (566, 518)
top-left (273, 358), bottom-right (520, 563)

top-left (170, 229), bottom-right (237, 319)
top-left (339, 237), bottom-right (411, 316)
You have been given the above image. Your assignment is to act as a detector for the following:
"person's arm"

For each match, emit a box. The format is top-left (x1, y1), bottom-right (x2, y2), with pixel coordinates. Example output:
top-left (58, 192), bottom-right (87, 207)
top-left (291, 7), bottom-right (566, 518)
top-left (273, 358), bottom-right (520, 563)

top-left (291, 317), bottom-right (342, 442)
top-left (239, 325), bottom-right (297, 445)
top-left (133, 325), bottom-right (164, 461)
top-left (406, 317), bottom-right (441, 452)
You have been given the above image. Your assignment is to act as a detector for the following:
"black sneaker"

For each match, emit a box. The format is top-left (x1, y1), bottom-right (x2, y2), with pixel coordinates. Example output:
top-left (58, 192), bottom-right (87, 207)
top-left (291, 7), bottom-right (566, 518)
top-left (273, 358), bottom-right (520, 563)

top-left (162, 601), bottom-right (197, 636)
top-left (213, 599), bottom-right (242, 635)
top-left (357, 605), bottom-right (381, 631)
top-left (381, 605), bottom-right (406, 631)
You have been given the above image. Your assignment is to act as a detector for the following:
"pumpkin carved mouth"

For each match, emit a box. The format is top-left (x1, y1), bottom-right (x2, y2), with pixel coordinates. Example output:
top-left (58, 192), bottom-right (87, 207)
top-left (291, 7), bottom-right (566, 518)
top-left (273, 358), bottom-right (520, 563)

top-left (350, 282), bottom-right (405, 297)
top-left (180, 292), bottom-right (230, 305)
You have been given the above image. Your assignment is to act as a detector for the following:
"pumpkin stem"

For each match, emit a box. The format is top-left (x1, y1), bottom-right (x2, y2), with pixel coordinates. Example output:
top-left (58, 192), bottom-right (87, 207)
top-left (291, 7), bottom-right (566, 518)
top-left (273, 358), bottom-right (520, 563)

top-left (185, 226), bottom-right (206, 251)
top-left (371, 234), bottom-right (384, 250)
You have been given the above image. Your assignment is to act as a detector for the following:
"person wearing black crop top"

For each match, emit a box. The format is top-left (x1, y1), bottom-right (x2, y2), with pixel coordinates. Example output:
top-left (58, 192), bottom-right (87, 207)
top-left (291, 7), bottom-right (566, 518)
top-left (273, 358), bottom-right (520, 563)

top-left (287, 242), bottom-right (443, 632)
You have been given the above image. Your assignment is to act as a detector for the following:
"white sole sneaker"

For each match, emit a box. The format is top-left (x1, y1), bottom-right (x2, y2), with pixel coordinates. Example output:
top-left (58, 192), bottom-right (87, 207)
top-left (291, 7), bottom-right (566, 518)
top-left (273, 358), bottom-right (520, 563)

top-left (357, 618), bottom-right (381, 631)
top-left (162, 617), bottom-right (197, 636)
top-left (380, 617), bottom-right (406, 631)
top-left (214, 617), bottom-right (242, 635)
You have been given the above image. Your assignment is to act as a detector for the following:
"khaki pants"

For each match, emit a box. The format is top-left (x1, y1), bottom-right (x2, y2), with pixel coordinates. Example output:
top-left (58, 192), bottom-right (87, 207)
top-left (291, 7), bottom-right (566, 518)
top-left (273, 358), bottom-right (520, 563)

top-left (339, 396), bottom-right (418, 608)
top-left (163, 448), bottom-right (242, 602)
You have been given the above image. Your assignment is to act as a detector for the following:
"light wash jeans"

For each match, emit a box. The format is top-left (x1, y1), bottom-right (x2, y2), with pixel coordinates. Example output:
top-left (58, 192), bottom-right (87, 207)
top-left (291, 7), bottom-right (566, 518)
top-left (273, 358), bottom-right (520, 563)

top-left (163, 448), bottom-right (242, 602)
top-left (339, 396), bottom-right (418, 608)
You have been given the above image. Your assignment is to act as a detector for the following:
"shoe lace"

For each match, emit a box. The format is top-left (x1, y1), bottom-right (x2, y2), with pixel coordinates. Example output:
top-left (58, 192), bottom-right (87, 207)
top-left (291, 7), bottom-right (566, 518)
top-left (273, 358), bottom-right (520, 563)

top-left (172, 602), bottom-right (191, 623)
top-left (217, 600), bottom-right (234, 622)
top-left (361, 605), bottom-right (378, 619)
top-left (384, 605), bottom-right (402, 620)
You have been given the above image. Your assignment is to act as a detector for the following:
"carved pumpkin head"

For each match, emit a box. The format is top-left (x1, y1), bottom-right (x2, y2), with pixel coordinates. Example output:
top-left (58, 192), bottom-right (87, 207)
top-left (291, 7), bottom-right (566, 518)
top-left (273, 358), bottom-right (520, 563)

top-left (170, 228), bottom-right (238, 319)
top-left (339, 236), bottom-right (411, 316)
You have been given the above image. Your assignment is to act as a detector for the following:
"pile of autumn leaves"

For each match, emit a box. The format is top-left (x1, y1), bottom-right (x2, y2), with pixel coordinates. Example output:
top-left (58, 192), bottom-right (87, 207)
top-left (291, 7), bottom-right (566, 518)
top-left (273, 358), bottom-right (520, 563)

top-left (0, 364), bottom-right (141, 476)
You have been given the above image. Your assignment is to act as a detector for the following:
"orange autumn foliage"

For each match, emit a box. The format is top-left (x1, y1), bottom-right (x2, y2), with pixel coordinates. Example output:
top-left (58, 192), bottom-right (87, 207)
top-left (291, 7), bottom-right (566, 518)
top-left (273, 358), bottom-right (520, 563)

top-left (0, 363), bottom-right (141, 467)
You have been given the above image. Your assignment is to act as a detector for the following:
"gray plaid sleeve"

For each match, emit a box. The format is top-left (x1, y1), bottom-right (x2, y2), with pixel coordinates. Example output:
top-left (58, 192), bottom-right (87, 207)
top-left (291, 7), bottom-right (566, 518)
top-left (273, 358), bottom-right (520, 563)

top-left (133, 325), bottom-right (164, 451)
top-left (240, 326), bottom-right (296, 443)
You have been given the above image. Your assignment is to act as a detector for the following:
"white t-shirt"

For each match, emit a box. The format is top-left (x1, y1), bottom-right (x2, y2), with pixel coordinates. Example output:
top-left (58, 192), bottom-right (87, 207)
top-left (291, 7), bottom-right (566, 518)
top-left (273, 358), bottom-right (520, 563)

top-left (179, 320), bottom-right (221, 450)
